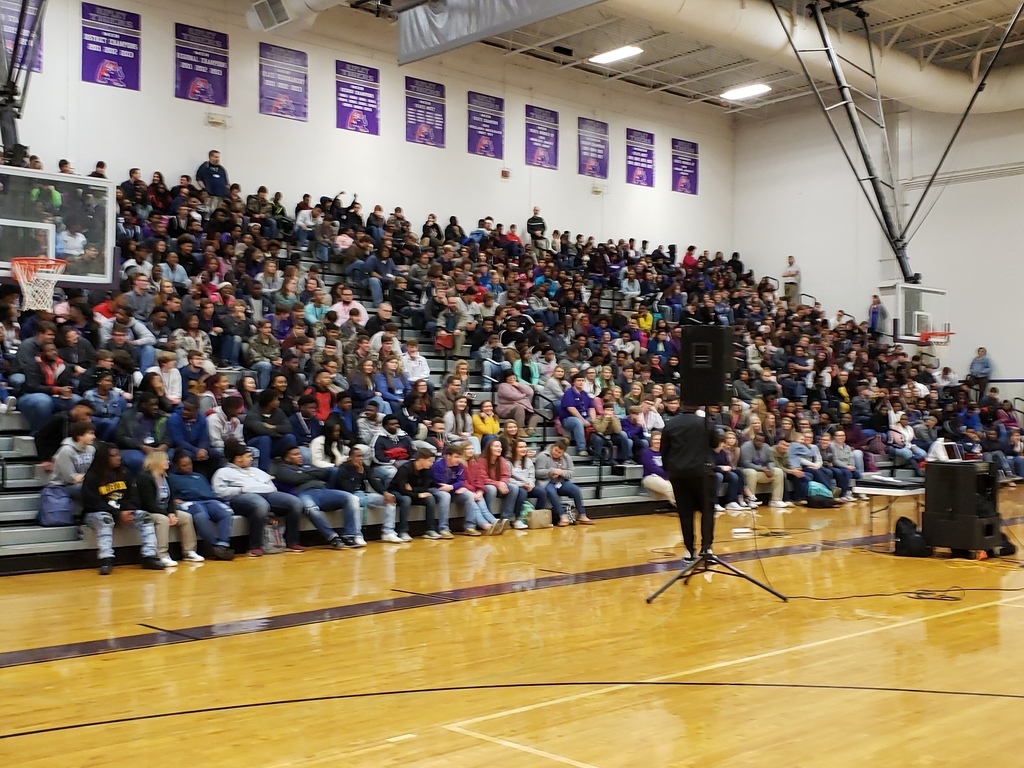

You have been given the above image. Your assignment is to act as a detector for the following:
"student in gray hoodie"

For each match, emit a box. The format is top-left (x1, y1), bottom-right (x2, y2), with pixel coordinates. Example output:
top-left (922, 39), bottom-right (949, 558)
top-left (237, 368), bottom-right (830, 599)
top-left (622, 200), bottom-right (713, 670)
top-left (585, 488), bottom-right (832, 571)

top-left (49, 420), bottom-right (97, 502)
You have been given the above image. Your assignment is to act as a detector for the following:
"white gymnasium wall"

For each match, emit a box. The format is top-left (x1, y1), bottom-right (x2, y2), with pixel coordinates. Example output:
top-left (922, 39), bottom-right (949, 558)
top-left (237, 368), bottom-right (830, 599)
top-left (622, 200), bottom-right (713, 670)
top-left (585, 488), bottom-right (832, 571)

top-left (735, 101), bottom-right (1024, 382)
top-left (26, 0), bottom-right (735, 250)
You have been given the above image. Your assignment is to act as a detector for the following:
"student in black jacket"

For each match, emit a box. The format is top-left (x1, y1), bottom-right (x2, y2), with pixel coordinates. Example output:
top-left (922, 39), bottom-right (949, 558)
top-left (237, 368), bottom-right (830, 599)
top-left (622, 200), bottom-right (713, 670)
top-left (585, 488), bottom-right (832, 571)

top-left (243, 388), bottom-right (297, 471)
top-left (82, 441), bottom-right (163, 574)
top-left (18, 342), bottom-right (81, 434)
top-left (271, 445), bottom-right (364, 548)
top-left (387, 448), bottom-right (443, 542)
top-left (35, 401), bottom-right (95, 466)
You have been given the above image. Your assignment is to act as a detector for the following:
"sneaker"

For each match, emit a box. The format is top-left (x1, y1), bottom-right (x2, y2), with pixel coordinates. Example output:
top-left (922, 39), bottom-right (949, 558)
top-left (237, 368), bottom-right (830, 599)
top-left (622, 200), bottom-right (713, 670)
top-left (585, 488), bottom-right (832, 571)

top-left (181, 551), bottom-right (205, 562)
top-left (624, 460), bottom-right (638, 465)
top-left (785, 501), bottom-right (797, 507)
top-left (714, 503), bottom-right (725, 512)
top-left (438, 529), bottom-right (454, 540)
top-left (577, 450), bottom-right (589, 457)
top-left (286, 544), bottom-right (306, 553)
top-left (422, 530), bottom-right (441, 540)
top-left (98, 558), bottom-right (114, 576)
top-left (351, 535), bottom-right (367, 548)
top-left (380, 531), bottom-right (403, 543)
top-left (159, 556), bottom-right (178, 568)
top-left (248, 548), bottom-right (263, 557)
top-left (840, 495), bottom-right (856, 503)
top-left (3, 396), bottom-right (14, 412)
top-left (745, 496), bottom-right (762, 506)
top-left (857, 494), bottom-right (869, 501)
top-left (463, 527), bottom-right (482, 537)
top-left (141, 556), bottom-right (166, 570)
top-left (331, 537), bottom-right (349, 550)
top-left (725, 502), bottom-right (744, 511)
top-left (770, 500), bottom-right (787, 509)
top-left (513, 520), bottom-right (528, 530)
top-left (494, 519), bottom-right (509, 534)
top-left (398, 532), bottom-right (413, 542)
top-left (212, 545), bottom-right (235, 561)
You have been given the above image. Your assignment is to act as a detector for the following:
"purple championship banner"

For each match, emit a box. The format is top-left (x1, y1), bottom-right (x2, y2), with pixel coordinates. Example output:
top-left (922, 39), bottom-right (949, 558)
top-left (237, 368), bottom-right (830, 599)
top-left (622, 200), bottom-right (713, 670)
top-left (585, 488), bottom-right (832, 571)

top-left (672, 138), bottom-right (699, 195)
top-left (405, 76), bottom-right (445, 147)
top-left (259, 42), bottom-right (308, 122)
top-left (626, 128), bottom-right (655, 188)
top-left (525, 105), bottom-right (558, 170)
top-left (2, 0), bottom-right (42, 72)
top-left (174, 23), bottom-right (228, 107)
top-left (467, 91), bottom-right (504, 160)
top-left (336, 60), bottom-right (380, 135)
top-left (81, 2), bottom-right (140, 91)
top-left (577, 117), bottom-right (608, 179)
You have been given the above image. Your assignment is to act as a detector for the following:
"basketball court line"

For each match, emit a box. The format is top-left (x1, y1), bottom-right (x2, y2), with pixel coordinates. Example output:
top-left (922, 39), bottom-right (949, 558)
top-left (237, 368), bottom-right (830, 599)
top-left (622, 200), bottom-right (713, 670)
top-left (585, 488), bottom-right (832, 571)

top-left (444, 591), bottom-right (1024, 765)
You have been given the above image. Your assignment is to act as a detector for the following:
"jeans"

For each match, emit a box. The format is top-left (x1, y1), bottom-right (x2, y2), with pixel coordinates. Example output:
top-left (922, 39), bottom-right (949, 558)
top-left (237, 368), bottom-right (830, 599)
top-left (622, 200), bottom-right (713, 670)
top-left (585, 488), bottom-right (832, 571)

top-left (372, 463), bottom-right (399, 488)
top-left (180, 499), bottom-right (234, 548)
top-left (561, 416), bottom-right (587, 452)
top-left (393, 491), bottom-right (439, 534)
top-left (298, 488), bottom-right (359, 540)
top-left (479, 357), bottom-right (512, 382)
top-left (827, 466), bottom-right (853, 496)
top-left (426, 488), bottom-right (451, 532)
top-left (252, 361), bottom-right (273, 389)
top-left (91, 416), bottom-right (119, 441)
top-left (540, 481), bottom-right (585, 519)
top-left (786, 473), bottom-right (810, 502)
top-left (891, 445), bottom-right (926, 463)
top-left (246, 434), bottom-right (298, 472)
top-left (716, 470), bottom-right (742, 504)
top-left (368, 276), bottom-right (390, 307)
top-left (230, 491), bottom-right (303, 548)
top-left (18, 393), bottom-right (81, 434)
top-left (455, 488), bottom-right (493, 530)
top-left (483, 482), bottom-right (526, 520)
top-left (85, 509), bottom-right (157, 560)
top-left (354, 490), bottom-right (398, 533)
top-left (295, 228), bottom-right (311, 249)
top-left (221, 335), bottom-right (243, 367)
top-left (344, 260), bottom-right (366, 280)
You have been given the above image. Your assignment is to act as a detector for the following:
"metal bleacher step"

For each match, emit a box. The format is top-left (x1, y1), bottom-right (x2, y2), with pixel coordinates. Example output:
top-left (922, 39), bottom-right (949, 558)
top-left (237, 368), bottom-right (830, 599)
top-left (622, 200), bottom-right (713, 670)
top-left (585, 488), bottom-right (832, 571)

top-left (0, 524), bottom-right (81, 546)
top-left (0, 434), bottom-right (36, 459)
top-left (0, 492), bottom-right (41, 513)
top-left (0, 539), bottom-right (92, 557)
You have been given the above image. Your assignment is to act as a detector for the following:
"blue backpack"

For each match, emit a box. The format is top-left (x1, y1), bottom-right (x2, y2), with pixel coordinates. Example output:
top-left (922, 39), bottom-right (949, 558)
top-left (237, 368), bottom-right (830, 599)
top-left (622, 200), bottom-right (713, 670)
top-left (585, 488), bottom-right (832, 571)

top-left (38, 486), bottom-right (75, 527)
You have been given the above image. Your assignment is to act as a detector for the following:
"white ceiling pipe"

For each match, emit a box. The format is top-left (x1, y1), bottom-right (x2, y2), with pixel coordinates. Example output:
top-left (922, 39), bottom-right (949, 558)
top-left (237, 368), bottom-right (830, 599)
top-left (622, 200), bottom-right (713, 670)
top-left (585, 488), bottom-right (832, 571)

top-left (602, 0), bottom-right (1024, 114)
top-left (245, 0), bottom-right (345, 33)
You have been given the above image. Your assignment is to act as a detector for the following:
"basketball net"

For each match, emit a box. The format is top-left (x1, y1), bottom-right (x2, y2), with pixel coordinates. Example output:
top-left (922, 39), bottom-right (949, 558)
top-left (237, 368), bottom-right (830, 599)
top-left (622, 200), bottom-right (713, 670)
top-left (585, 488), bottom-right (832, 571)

top-left (12, 257), bottom-right (66, 311)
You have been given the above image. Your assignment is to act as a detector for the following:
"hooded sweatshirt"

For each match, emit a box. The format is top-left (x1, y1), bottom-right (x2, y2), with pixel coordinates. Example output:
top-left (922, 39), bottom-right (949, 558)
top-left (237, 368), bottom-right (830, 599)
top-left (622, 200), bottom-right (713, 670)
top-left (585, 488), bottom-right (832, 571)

top-left (50, 437), bottom-right (96, 485)
top-left (211, 463), bottom-right (277, 498)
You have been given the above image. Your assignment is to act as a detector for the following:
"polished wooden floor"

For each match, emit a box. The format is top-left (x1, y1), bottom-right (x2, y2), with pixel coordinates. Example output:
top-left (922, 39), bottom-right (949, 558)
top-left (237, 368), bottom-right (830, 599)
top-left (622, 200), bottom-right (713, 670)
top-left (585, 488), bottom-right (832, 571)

top-left (5, 493), bottom-right (1024, 767)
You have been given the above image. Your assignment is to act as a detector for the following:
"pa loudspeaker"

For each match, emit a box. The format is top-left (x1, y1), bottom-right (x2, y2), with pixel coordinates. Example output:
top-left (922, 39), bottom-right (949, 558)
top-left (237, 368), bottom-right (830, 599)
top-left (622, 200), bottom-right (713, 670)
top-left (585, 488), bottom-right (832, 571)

top-left (678, 325), bottom-right (734, 407)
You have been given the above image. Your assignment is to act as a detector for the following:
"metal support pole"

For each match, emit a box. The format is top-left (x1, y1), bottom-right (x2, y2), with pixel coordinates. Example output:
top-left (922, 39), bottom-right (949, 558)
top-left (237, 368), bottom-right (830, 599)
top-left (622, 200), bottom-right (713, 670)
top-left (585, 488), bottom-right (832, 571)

top-left (807, 2), bottom-right (913, 282)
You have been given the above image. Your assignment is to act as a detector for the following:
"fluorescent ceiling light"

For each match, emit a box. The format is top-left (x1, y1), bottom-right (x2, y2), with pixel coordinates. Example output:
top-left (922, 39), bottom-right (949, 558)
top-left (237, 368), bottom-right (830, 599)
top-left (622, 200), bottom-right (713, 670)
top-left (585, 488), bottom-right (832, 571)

top-left (588, 45), bottom-right (643, 65)
top-left (720, 83), bottom-right (772, 100)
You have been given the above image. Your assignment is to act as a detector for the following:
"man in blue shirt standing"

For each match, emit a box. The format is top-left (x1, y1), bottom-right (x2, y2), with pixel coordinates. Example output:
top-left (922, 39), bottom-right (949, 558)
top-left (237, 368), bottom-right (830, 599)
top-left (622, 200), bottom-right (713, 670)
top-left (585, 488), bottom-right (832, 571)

top-left (559, 373), bottom-right (594, 457)
top-left (195, 149), bottom-right (229, 210)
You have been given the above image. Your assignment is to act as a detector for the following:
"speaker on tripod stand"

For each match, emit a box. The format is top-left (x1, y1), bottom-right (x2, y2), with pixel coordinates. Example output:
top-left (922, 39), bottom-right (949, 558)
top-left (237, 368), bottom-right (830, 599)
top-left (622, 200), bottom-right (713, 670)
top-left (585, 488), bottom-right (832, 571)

top-left (678, 325), bottom-right (734, 408)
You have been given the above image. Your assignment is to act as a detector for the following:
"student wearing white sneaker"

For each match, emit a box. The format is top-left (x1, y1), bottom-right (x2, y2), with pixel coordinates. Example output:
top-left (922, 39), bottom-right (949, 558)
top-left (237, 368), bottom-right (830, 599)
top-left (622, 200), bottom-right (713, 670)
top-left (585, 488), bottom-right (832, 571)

top-left (388, 448), bottom-right (444, 541)
top-left (722, 430), bottom-right (761, 508)
top-left (134, 450), bottom-right (202, 567)
top-left (640, 431), bottom-right (676, 505)
top-left (712, 434), bottom-right (745, 512)
top-left (509, 440), bottom-right (540, 527)
top-left (336, 447), bottom-right (400, 543)
top-left (738, 433), bottom-right (786, 508)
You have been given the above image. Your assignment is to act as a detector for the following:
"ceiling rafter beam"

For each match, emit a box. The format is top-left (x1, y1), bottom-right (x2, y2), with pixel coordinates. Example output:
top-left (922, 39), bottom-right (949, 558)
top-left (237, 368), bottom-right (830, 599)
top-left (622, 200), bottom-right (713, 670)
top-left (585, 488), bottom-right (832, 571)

top-left (501, 17), bottom-right (618, 57)
top-left (870, 0), bottom-right (1000, 32)
top-left (606, 46), bottom-right (713, 80)
top-left (645, 58), bottom-right (761, 93)
top-left (558, 31), bottom-right (674, 70)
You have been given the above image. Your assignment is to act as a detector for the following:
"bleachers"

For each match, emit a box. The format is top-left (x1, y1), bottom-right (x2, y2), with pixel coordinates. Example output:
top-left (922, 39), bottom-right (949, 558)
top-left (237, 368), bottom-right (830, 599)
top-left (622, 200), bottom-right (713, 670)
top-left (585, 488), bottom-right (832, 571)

top-left (0, 253), bottom-right (666, 574)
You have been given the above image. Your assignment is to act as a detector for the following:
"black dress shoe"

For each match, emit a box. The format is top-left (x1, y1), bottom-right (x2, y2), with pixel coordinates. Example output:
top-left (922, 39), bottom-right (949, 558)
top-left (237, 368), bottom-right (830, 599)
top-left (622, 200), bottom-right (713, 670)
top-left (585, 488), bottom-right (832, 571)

top-left (212, 545), bottom-right (235, 561)
top-left (141, 556), bottom-right (166, 570)
top-left (98, 558), bottom-right (114, 576)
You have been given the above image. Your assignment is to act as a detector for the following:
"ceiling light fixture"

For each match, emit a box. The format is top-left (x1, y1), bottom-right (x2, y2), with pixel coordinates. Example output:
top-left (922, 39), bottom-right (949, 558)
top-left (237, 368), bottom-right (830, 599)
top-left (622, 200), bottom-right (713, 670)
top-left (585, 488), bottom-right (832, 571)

top-left (588, 45), bottom-right (644, 65)
top-left (720, 83), bottom-right (772, 100)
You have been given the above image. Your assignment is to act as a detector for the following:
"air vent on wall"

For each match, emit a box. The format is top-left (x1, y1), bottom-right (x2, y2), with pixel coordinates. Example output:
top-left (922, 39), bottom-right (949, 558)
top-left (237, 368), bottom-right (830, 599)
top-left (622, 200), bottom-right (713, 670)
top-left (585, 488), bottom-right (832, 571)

top-left (252, 0), bottom-right (292, 31)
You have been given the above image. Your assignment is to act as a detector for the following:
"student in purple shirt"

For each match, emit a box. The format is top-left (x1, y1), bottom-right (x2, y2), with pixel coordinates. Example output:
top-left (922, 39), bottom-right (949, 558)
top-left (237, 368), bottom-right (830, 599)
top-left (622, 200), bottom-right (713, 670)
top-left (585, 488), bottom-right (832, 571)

top-left (559, 373), bottom-right (594, 456)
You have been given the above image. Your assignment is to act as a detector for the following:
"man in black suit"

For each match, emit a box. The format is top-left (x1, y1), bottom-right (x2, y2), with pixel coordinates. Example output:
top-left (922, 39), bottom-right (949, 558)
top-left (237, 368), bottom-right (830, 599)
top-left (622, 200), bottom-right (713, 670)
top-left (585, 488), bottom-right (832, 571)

top-left (660, 407), bottom-right (718, 558)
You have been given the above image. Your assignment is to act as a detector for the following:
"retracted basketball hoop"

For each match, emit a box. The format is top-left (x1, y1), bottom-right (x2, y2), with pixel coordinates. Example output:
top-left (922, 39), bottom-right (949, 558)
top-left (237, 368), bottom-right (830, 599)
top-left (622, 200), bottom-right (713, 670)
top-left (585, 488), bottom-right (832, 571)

top-left (918, 330), bottom-right (954, 347)
top-left (12, 257), bottom-right (66, 311)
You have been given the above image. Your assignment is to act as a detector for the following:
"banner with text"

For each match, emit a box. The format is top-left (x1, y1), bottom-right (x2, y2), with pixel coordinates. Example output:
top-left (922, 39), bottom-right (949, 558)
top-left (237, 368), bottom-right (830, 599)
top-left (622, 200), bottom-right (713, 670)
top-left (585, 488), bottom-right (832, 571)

top-left (174, 24), bottom-right (228, 107)
top-left (258, 42), bottom-right (307, 122)
top-left (626, 128), bottom-right (655, 188)
top-left (336, 60), bottom-right (380, 135)
top-left (81, 2), bottom-right (140, 91)
top-left (577, 117), bottom-right (608, 179)
top-left (405, 77), bottom-right (445, 147)
top-left (2, 0), bottom-right (42, 72)
top-left (671, 138), bottom-right (699, 195)
top-left (525, 105), bottom-right (558, 170)
top-left (467, 91), bottom-right (504, 160)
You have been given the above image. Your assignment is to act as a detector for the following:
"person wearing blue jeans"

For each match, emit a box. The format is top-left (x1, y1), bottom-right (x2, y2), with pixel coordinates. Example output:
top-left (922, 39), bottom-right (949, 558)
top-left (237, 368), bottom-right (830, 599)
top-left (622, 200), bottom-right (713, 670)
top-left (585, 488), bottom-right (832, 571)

top-left (535, 440), bottom-right (593, 527)
top-left (243, 388), bottom-right (298, 472)
top-left (81, 442), bottom-right (164, 574)
top-left (389, 449), bottom-right (453, 540)
top-left (213, 443), bottom-right (304, 556)
top-left (559, 373), bottom-right (595, 457)
top-left (18, 342), bottom-right (83, 433)
top-left (168, 452), bottom-right (236, 560)
top-left (431, 446), bottom-right (491, 535)
top-left (334, 447), bottom-right (398, 541)
top-left (271, 447), bottom-right (365, 548)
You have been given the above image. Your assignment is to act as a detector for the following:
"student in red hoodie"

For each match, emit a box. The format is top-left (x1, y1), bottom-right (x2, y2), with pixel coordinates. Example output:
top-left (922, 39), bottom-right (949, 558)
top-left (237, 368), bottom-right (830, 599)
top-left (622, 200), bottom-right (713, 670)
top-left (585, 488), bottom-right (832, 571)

top-left (305, 369), bottom-right (335, 422)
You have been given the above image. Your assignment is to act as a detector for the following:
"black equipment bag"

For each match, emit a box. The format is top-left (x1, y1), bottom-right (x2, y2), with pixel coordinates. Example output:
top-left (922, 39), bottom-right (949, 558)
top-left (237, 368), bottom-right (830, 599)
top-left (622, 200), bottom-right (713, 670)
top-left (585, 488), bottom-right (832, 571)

top-left (894, 516), bottom-right (933, 557)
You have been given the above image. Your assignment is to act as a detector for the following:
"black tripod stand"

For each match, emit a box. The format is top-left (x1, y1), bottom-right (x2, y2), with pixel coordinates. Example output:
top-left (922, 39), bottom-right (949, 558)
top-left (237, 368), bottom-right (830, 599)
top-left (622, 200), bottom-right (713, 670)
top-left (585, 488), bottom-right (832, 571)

top-left (646, 549), bottom-right (788, 603)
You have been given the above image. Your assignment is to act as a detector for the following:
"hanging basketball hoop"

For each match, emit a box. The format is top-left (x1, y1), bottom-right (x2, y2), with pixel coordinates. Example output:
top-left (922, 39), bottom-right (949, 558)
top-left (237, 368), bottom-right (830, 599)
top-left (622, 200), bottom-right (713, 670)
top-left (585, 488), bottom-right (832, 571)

top-left (11, 257), bottom-right (67, 311)
top-left (918, 330), bottom-right (954, 347)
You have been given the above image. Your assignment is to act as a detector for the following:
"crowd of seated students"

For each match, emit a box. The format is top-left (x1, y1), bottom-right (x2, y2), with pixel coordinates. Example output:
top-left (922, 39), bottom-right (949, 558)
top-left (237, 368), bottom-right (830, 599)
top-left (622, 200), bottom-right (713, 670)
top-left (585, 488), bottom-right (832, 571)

top-left (5, 150), bottom-right (1008, 573)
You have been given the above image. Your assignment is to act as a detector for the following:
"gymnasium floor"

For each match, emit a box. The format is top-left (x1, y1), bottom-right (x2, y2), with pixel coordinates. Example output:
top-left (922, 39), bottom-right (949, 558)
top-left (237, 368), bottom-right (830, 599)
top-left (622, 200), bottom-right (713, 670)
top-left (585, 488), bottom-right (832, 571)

top-left (4, 495), bottom-right (1024, 767)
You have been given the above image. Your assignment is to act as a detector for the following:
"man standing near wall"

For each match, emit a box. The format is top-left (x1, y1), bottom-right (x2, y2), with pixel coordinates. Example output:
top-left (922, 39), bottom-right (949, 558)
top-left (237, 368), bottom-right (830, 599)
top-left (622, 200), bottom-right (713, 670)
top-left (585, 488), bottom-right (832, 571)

top-left (196, 150), bottom-right (229, 211)
top-left (527, 206), bottom-right (548, 251)
top-left (782, 255), bottom-right (801, 306)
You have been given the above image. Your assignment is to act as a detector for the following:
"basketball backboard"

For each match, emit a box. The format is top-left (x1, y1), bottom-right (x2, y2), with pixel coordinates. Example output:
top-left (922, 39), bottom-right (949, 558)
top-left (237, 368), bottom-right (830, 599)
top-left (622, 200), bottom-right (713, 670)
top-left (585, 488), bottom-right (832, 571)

top-left (0, 165), bottom-right (116, 291)
top-left (878, 282), bottom-right (949, 345)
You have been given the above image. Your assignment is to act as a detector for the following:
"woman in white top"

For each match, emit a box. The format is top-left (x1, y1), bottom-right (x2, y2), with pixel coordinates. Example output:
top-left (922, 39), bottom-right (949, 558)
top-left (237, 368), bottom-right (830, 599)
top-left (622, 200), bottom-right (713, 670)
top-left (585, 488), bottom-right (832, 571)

top-left (538, 365), bottom-right (569, 420)
top-left (311, 414), bottom-right (349, 468)
top-left (444, 396), bottom-right (480, 453)
top-left (256, 260), bottom-right (284, 293)
top-left (510, 439), bottom-right (545, 512)
top-left (147, 351), bottom-right (182, 405)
